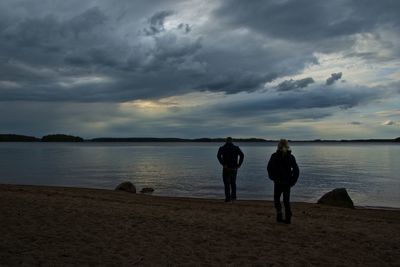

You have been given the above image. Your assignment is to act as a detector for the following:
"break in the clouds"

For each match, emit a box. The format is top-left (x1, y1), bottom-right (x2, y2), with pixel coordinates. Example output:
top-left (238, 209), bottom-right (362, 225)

top-left (382, 120), bottom-right (396, 126)
top-left (0, 0), bottom-right (399, 139)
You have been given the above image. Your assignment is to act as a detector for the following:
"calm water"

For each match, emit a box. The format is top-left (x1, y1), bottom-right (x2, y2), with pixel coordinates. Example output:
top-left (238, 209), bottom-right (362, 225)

top-left (0, 142), bottom-right (399, 208)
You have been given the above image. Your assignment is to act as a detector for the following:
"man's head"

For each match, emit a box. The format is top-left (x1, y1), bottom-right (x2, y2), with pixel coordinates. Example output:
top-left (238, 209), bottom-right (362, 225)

top-left (277, 139), bottom-right (290, 153)
top-left (226, 137), bottom-right (233, 144)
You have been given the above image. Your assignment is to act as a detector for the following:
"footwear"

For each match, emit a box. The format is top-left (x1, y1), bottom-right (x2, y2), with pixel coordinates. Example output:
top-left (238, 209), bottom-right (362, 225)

top-left (224, 199), bottom-right (230, 202)
top-left (276, 213), bottom-right (284, 223)
top-left (284, 216), bottom-right (291, 224)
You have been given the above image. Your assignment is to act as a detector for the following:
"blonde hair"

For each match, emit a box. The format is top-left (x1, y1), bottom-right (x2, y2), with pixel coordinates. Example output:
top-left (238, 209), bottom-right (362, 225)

top-left (277, 139), bottom-right (290, 152)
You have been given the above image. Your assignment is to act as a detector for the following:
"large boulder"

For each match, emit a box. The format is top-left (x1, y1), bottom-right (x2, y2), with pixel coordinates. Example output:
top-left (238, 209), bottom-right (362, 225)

top-left (115, 182), bottom-right (136, 193)
top-left (318, 188), bottom-right (354, 208)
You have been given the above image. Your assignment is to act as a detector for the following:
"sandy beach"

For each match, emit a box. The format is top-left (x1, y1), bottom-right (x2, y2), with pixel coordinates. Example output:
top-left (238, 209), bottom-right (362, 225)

top-left (0, 184), bottom-right (399, 266)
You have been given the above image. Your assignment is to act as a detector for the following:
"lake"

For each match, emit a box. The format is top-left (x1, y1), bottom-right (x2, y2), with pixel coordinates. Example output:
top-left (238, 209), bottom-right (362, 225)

top-left (0, 142), bottom-right (399, 208)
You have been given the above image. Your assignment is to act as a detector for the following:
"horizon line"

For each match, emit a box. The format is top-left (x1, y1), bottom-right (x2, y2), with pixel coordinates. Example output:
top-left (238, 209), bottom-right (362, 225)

top-left (1, 133), bottom-right (399, 142)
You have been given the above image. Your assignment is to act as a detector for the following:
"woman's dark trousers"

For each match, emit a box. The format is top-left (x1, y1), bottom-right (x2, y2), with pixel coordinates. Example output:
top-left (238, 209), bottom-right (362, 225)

top-left (274, 183), bottom-right (292, 222)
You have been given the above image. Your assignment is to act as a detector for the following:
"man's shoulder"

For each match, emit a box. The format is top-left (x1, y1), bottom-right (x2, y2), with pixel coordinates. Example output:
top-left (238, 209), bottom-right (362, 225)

top-left (219, 144), bottom-right (241, 152)
top-left (231, 144), bottom-right (242, 152)
top-left (218, 145), bottom-right (227, 153)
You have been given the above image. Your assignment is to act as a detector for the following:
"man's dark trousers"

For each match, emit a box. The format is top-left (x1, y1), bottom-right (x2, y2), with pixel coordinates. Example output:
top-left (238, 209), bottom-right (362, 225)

top-left (223, 168), bottom-right (237, 201)
top-left (274, 183), bottom-right (291, 216)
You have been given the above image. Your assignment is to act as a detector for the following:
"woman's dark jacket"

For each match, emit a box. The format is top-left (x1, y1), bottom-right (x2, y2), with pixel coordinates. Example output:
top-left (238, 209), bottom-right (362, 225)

top-left (267, 151), bottom-right (299, 186)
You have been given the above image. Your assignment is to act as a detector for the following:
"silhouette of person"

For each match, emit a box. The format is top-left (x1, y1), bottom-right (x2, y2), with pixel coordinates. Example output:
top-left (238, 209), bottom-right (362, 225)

top-left (267, 139), bottom-right (299, 224)
top-left (217, 137), bottom-right (244, 202)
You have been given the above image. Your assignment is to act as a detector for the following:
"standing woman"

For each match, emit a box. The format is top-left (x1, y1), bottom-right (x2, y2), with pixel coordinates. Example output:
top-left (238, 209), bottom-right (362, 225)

top-left (267, 139), bottom-right (299, 224)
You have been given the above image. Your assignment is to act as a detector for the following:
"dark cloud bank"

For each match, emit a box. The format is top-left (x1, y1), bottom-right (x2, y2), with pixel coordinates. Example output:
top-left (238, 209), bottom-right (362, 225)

top-left (276, 78), bottom-right (315, 91)
top-left (1, 0), bottom-right (398, 101)
top-left (0, 0), bottom-right (399, 137)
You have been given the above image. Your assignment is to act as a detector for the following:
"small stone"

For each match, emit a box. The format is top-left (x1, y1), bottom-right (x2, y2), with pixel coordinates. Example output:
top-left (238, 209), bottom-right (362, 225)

top-left (140, 187), bottom-right (154, 194)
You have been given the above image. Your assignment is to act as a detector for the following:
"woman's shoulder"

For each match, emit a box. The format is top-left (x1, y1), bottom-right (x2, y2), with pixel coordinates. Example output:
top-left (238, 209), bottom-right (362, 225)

top-left (270, 151), bottom-right (279, 158)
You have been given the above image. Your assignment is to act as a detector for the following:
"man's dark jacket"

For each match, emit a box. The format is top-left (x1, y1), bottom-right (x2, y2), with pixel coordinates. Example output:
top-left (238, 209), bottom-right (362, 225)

top-left (217, 143), bottom-right (244, 169)
top-left (267, 151), bottom-right (299, 186)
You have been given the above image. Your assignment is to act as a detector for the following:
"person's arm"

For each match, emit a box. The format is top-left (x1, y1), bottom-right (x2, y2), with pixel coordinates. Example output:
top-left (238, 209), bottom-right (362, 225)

top-left (290, 155), bottom-right (299, 186)
top-left (217, 147), bottom-right (224, 166)
top-left (237, 147), bottom-right (244, 168)
top-left (267, 154), bottom-right (276, 181)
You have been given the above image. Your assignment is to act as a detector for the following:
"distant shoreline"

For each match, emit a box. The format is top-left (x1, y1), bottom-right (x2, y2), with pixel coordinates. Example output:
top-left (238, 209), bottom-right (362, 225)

top-left (1, 134), bottom-right (400, 143)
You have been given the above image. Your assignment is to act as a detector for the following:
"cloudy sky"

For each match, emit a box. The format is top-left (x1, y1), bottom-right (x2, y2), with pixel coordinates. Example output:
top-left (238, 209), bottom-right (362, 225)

top-left (0, 0), bottom-right (399, 139)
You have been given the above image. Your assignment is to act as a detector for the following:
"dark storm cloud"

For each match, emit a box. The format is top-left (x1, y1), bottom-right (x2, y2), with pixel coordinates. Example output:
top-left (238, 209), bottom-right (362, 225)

top-left (216, 84), bottom-right (384, 117)
top-left (276, 77), bottom-right (315, 91)
top-left (5, 0), bottom-right (397, 102)
top-left (0, 0), bottom-right (399, 139)
top-left (197, 72), bottom-right (277, 94)
top-left (1, 0), bottom-right (397, 102)
top-left (0, 3), bottom-right (276, 102)
top-left (326, 72), bottom-right (343, 85)
top-left (215, 0), bottom-right (400, 42)
top-left (0, 2), bottom-right (300, 102)
top-left (0, 4), bottom-right (207, 101)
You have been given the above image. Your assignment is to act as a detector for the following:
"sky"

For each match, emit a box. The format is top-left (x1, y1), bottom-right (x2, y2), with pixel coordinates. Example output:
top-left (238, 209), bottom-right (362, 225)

top-left (0, 0), bottom-right (399, 139)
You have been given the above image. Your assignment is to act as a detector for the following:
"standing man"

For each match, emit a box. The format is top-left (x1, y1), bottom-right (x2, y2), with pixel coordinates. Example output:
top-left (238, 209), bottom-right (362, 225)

top-left (267, 139), bottom-right (299, 224)
top-left (217, 137), bottom-right (244, 202)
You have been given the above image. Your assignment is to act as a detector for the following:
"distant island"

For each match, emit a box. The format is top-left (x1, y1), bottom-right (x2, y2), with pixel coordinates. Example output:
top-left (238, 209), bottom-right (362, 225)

top-left (0, 134), bottom-right (39, 142)
top-left (0, 134), bottom-right (399, 143)
top-left (42, 134), bottom-right (84, 142)
top-left (0, 134), bottom-right (83, 142)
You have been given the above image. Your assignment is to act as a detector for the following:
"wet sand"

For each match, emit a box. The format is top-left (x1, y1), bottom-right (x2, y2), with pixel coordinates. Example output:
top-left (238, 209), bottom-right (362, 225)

top-left (0, 184), bottom-right (399, 266)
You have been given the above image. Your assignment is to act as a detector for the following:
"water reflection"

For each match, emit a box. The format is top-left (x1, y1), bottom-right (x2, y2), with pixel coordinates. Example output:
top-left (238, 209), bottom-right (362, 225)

top-left (0, 142), bottom-right (399, 207)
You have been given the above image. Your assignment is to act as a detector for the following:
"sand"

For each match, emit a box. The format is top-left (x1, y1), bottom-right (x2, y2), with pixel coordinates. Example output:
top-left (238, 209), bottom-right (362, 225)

top-left (0, 184), bottom-right (399, 266)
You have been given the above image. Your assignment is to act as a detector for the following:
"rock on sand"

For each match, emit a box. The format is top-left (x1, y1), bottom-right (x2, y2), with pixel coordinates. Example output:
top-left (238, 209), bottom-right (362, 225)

top-left (318, 188), bottom-right (354, 208)
top-left (115, 182), bottom-right (136, 193)
top-left (140, 187), bottom-right (155, 194)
